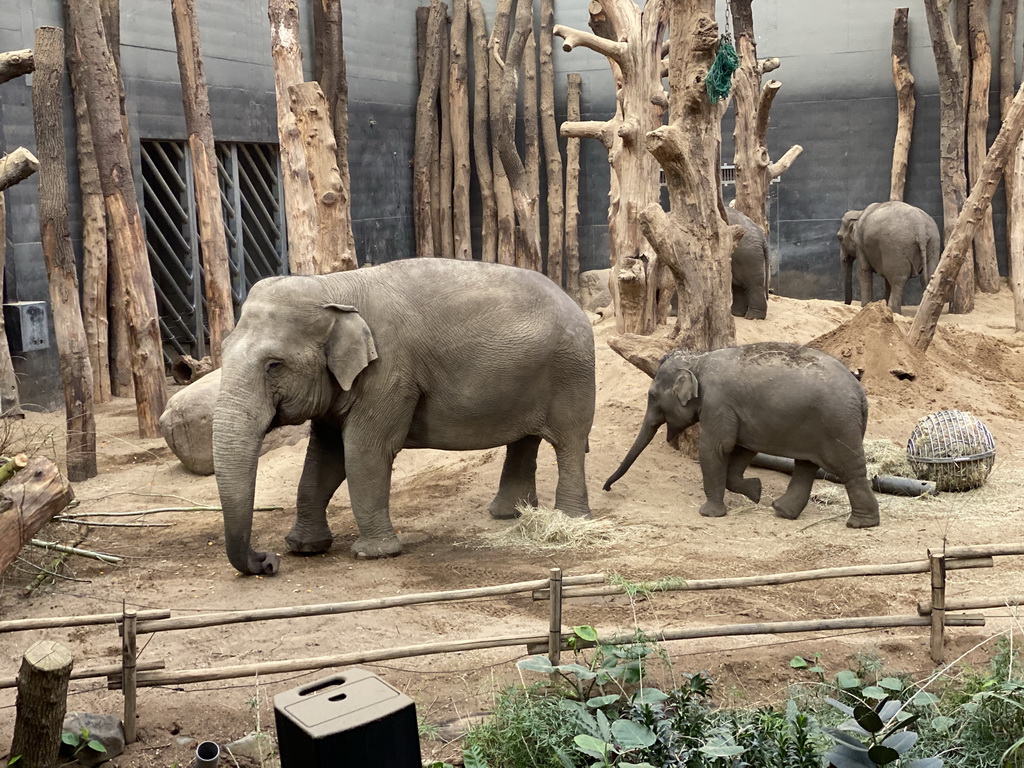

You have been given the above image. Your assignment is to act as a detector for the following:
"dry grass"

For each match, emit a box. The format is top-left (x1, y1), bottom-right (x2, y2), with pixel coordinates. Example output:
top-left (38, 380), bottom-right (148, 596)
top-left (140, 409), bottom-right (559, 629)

top-left (483, 504), bottom-right (650, 551)
top-left (863, 438), bottom-right (915, 479)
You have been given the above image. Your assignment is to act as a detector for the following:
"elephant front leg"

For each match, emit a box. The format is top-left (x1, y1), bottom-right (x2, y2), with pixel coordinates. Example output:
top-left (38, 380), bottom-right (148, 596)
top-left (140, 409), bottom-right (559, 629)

top-left (858, 265), bottom-right (874, 307)
top-left (489, 435), bottom-right (541, 519)
top-left (287, 421), bottom-right (345, 555)
top-left (844, 476), bottom-right (880, 528)
top-left (698, 439), bottom-right (731, 518)
top-left (772, 460), bottom-right (818, 520)
top-left (726, 447), bottom-right (760, 503)
top-left (344, 440), bottom-right (403, 559)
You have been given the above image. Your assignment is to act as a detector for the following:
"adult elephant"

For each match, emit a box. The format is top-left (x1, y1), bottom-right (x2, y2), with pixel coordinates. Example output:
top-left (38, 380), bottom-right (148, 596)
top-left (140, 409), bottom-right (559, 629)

top-left (726, 208), bottom-right (770, 320)
top-left (604, 342), bottom-right (879, 529)
top-left (214, 258), bottom-right (596, 576)
top-left (838, 201), bottom-right (940, 315)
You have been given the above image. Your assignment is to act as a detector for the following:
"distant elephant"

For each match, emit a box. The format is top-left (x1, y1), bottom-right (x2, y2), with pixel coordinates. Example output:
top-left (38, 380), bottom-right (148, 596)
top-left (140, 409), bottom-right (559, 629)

top-left (214, 258), bottom-right (596, 576)
top-left (604, 342), bottom-right (879, 528)
top-left (838, 201), bottom-right (940, 315)
top-left (727, 208), bottom-right (769, 320)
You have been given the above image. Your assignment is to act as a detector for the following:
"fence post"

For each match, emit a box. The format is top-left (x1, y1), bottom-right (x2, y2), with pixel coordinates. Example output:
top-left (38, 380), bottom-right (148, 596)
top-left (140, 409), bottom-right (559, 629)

top-left (122, 606), bottom-right (138, 742)
top-left (929, 550), bottom-right (946, 663)
top-left (548, 567), bottom-right (562, 686)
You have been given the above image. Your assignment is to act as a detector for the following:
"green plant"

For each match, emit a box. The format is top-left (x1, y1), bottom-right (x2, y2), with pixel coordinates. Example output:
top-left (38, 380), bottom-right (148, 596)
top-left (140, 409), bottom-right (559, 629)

top-left (7, 756), bottom-right (21, 766)
top-left (60, 727), bottom-right (106, 759)
top-left (822, 696), bottom-right (941, 767)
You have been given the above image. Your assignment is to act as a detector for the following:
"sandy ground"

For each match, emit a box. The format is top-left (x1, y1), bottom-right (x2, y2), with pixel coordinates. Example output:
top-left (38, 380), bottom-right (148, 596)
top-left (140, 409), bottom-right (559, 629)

top-left (0, 288), bottom-right (1022, 767)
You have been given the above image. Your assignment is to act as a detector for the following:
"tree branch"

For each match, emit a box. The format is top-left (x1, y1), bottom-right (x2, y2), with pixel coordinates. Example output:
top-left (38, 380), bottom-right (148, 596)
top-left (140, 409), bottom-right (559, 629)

top-left (755, 80), bottom-right (782, 147)
top-left (0, 148), bottom-right (40, 192)
top-left (760, 57), bottom-right (780, 74)
top-left (0, 49), bottom-right (34, 84)
top-left (553, 24), bottom-right (627, 64)
top-left (768, 144), bottom-right (803, 178)
top-left (561, 119), bottom-right (616, 149)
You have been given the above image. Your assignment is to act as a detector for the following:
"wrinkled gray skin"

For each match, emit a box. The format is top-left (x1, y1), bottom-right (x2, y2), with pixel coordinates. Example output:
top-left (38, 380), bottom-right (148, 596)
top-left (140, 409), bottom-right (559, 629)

top-left (726, 208), bottom-right (769, 320)
top-left (838, 201), bottom-right (940, 315)
top-left (214, 258), bottom-right (596, 576)
top-left (604, 342), bottom-right (879, 528)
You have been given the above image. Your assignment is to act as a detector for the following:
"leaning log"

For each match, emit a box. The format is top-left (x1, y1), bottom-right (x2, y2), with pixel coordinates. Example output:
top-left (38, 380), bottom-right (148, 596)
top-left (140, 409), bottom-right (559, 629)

top-left (0, 148), bottom-right (40, 192)
top-left (889, 7), bottom-right (915, 202)
top-left (0, 457), bottom-right (75, 576)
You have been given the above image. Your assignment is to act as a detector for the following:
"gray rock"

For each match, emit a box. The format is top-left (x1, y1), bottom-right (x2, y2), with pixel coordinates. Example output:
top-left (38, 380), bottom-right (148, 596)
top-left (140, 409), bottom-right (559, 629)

top-left (61, 712), bottom-right (124, 766)
top-left (225, 731), bottom-right (277, 762)
top-left (578, 268), bottom-right (612, 312)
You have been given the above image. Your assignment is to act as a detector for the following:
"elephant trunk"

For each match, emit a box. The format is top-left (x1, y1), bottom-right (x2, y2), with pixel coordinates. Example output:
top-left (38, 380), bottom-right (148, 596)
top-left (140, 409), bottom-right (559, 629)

top-left (843, 254), bottom-right (854, 305)
top-left (603, 418), bottom-right (663, 491)
top-left (213, 374), bottom-right (278, 576)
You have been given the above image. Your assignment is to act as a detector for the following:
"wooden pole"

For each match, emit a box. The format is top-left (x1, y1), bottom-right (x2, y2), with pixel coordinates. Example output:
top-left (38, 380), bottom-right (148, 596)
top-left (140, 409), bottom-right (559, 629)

top-left (967, 0), bottom-right (1002, 293)
top-left (312, 0), bottom-right (358, 269)
top-left (890, 7), bottom-right (916, 202)
top-left (522, 28), bottom-right (541, 270)
top-left (64, 0), bottom-right (168, 438)
top-left (918, 594), bottom-right (1024, 614)
top-left (0, 609), bottom-right (170, 635)
top-left (32, 26), bottom-right (98, 481)
top-left (438, 8), bottom-right (455, 260)
top-left (539, 0), bottom-right (564, 285)
top-left (1000, 0), bottom-right (1018, 259)
top-left (909, 79), bottom-right (1024, 351)
top-left (65, 9), bottom-right (111, 404)
top-left (489, 0), bottom-right (517, 265)
top-left (269, 0), bottom-right (317, 275)
top-left (449, 0), bottom-right (472, 260)
top-left (10, 641), bottom-right (73, 768)
top-left (564, 73), bottom-right (582, 301)
top-left (1012, 131), bottom-right (1024, 330)
top-left (929, 551), bottom-right (947, 662)
top-left (0, 660), bottom-right (165, 691)
top-left (288, 81), bottom-right (358, 273)
top-left (941, 542), bottom-right (1024, 557)
top-left (0, 193), bottom-right (25, 417)
top-left (0, 49), bottom-right (34, 84)
top-left (121, 607), bottom-right (137, 742)
top-left (414, 0), bottom-right (446, 259)
top-left (170, 0), bottom-right (235, 365)
top-left (547, 567), bottom-right (562, 686)
top-left (468, 0), bottom-right (496, 262)
top-left (0, 148), bottom-right (40, 191)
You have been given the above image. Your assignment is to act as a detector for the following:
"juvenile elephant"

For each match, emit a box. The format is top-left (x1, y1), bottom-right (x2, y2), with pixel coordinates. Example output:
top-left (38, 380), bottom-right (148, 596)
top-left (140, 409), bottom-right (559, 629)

top-left (838, 201), bottom-right (940, 315)
top-left (604, 342), bottom-right (879, 528)
top-left (214, 258), bottom-right (596, 576)
top-left (727, 208), bottom-right (770, 320)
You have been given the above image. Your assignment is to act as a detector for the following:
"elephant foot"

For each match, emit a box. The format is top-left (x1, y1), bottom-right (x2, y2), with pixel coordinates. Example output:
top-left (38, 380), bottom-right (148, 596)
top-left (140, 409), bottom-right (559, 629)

top-left (488, 492), bottom-right (539, 520)
top-left (735, 477), bottom-right (761, 503)
top-left (846, 512), bottom-right (881, 529)
top-left (285, 526), bottom-right (334, 555)
top-left (771, 500), bottom-right (805, 520)
top-left (351, 535), bottom-right (403, 560)
top-left (699, 501), bottom-right (728, 518)
top-left (745, 310), bottom-right (767, 320)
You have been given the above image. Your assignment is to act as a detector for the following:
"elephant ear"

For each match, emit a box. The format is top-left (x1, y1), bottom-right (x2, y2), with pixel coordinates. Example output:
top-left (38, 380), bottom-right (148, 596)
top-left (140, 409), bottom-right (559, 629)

top-left (671, 368), bottom-right (699, 408)
top-left (324, 304), bottom-right (378, 391)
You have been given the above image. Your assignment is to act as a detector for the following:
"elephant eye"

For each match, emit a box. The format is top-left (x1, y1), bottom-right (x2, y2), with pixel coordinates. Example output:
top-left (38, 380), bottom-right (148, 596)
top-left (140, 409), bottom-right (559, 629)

top-left (266, 360), bottom-right (283, 373)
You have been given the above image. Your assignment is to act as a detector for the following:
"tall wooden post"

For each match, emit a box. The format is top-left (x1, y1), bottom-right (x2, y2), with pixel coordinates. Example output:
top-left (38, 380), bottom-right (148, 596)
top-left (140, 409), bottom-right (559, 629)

top-left (1012, 131), bottom-right (1024, 330)
top-left (547, 567), bottom-right (563, 685)
top-left (121, 607), bottom-right (138, 742)
top-left (0, 193), bottom-right (24, 418)
top-left (489, 0), bottom-right (517, 265)
top-left (65, 0), bottom-right (168, 438)
top-left (1000, 0), bottom-right (1018, 263)
top-left (890, 7), bottom-right (916, 202)
top-left (438, 10), bottom-right (455, 260)
top-left (414, 0), bottom-right (446, 259)
top-left (539, 0), bottom-right (564, 286)
top-left (171, 0), bottom-right (235, 366)
top-left (32, 27), bottom-right (97, 481)
top-left (928, 551), bottom-right (946, 662)
top-left (10, 641), bottom-right (73, 768)
top-left (449, 0), bottom-right (472, 260)
top-left (469, 0), bottom-right (496, 262)
top-left (564, 73), bottom-right (582, 302)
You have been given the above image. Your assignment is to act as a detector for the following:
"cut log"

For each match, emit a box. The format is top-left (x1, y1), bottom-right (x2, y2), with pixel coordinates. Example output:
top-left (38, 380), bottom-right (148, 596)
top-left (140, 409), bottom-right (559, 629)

top-left (539, 0), bottom-right (564, 286)
top-left (414, 0), bottom-right (446, 259)
top-left (0, 457), bottom-right (75, 576)
top-left (909, 79), bottom-right (1024, 351)
top-left (564, 73), bottom-right (582, 301)
top-left (449, 0), bottom-right (472, 260)
top-left (1000, 0), bottom-right (1018, 260)
top-left (468, 0), bottom-right (496, 262)
top-left (170, 354), bottom-right (214, 385)
top-left (489, 0), bottom-right (516, 265)
top-left (33, 26), bottom-right (97, 481)
top-left (0, 148), bottom-right (40, 192)
top-left (0, 194), bottom-right (24, 418)
top-left (890, 7), bottom-right (916, 202)
top-left (606, 332), bottom-right (678, 378)
top-left (0, 49), bottom-right (34, 84)
top-left (10, 641), bottom-right (73, 768)
top-left (171, 0), bottom-right (235, 365)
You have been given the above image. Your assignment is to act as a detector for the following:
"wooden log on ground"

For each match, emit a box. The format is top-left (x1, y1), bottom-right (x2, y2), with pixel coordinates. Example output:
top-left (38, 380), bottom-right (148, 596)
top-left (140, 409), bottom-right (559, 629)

top-left (0, 49), bottom-right (34, 84)
top-left (0, 148), bottom-right (40, 192)
top-left (909, 79), bottom-right (1024, 351)
top-left (0, 194), bottom-right (25, 418)
top-left (1000, 0), bottom-right (1018, 256)
top-left (414, 0), bottom-right (446, 259)
top-left (65, 0), bottom-right (167, 438)
top-left (171, 0), bottom-right (235, 365)
top-left (890, 7), bottom-right (916, 202)
top-left (10, 641), bottom-right (73, 768)
top-left (0, 457), bottom-right (75, 575)
top-left (288, 81), bottom-right (358, 273)
top-left (468, 0), bottom-right (496, 262)
top-left (449, 0), bottom-right (472, 260)
top-left (33, 27), bottom-right (98, 482)
top-left (539, 0), bottom-right (564, 285)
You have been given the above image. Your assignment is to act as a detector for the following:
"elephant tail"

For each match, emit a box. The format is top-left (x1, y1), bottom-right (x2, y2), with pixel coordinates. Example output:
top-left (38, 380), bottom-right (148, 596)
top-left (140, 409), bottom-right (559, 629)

top-left (921, 231), bottom-right (940, 292)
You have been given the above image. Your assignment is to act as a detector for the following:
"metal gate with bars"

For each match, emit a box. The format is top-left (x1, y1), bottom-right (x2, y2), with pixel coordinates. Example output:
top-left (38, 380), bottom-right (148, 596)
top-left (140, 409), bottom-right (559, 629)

top-left (140, 140), bottom-right (287, 364)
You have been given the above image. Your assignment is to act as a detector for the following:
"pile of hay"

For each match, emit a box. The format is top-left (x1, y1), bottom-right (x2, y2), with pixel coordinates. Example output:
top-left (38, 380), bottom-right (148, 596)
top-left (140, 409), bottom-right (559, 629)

top-left (484, 504), bottom-right (647, 551)
top-left (864, 438), bottom-right (915, 479)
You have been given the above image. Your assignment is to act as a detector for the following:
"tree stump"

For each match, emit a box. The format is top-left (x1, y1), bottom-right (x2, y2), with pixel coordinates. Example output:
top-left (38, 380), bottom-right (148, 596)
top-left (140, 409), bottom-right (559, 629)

top-left (10, 641), bottom-right (74, 768)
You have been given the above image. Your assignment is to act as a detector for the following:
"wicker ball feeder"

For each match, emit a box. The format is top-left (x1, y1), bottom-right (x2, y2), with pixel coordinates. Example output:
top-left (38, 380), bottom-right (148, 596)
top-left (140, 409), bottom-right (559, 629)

top-left (906, 410), bottom-right (995, 492)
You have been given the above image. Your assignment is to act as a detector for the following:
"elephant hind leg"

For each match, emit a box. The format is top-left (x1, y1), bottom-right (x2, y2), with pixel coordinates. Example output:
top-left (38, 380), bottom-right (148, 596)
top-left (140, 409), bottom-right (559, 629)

top-left (489, 435), bottom-right (542, 519)
top-left (553, 437), bottom-right (591, 519)
top-left (744, 285), bottom-right (767, 320)
top-left (731, 284), bottom-right (748, 318)
top-left (726, 447), bottom-right (760, 503)
top-left (288, 421), bottom-right (345, 555)
top-left (844, 477), bottom-right (880, 528)
top-left (772, 460), bottom-right (818, 520)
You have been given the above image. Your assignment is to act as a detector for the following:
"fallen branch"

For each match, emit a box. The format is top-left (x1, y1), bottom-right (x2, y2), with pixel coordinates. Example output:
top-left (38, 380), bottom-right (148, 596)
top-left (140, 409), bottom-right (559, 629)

top-left (55, 518), bottom-right (172, 528)
top-left (0, 457), bottom-right (74, 575)
top-left (66, 504), bottom-right (282, 518)
top-left (29, 539), bottom-right (122, 564)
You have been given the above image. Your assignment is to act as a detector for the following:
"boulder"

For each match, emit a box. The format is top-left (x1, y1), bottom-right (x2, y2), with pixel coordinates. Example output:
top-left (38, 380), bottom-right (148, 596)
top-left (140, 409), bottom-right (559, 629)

top-left (578, 268), bottom-right (612, 312)
top-left (160, 368), bottom-right (309, 476)
top-left (61, 712), bottom-right (124, 766)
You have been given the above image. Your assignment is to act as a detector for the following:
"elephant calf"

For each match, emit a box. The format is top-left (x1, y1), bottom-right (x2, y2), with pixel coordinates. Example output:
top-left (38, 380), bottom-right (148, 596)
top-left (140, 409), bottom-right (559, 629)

top-left (727, 208), bottom-right (770, 320)
top-left (214, 258), bottom-right (596, 576)
top-left (605, 342), bottom-right (880, 529)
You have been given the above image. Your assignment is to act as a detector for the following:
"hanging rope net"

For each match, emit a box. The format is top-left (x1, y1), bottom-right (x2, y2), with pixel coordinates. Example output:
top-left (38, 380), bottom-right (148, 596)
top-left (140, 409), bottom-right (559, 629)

top-left (705, 35), bottom-right (738, 104)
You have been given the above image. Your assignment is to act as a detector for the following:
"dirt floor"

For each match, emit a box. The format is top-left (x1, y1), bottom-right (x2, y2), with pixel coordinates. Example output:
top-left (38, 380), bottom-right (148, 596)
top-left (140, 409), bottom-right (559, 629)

top-left (1, 288), bottom-right (1023, 767)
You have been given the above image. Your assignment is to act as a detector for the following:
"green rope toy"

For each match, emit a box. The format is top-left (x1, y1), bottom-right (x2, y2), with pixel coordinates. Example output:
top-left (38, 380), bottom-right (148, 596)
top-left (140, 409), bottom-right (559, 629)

top-left (705, 35), bottom-right (739, 103)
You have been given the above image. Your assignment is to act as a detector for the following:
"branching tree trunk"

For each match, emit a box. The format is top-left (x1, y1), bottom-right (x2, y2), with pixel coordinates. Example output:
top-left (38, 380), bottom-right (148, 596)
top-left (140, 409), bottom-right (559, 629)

top-left (312, 0), bottom-right (358, 268)
top-left (414, 0), bottom-right (445, 259)
top-left (490, 0), bottom-right (518, 265)
top-left (1000, 0), bottom-right (1017, 265)
top-left (0, 49), bottom-right (33, 84)
top-left (729, 0), bottom-right (801, 233)
top-left (555, 0), bottom-right (668, 334)
top-left (171, 0), bottom-right (234, 366)
top-left (635, 2), bottom-right (736, 354)
top-left (909, 80), bottom-right (1024, 351)
top-left (0, 194), bottom-right (23, 418)
top-left (890, 7), bottom-right (916, 201)
top-left (924, 0), bottom-right (974, 313)
top-left (449, 0), bottom-right (472, 260)
top-left (66, 0), bottom-right (167, 438)
top-left (469, 0), bottom-right (496, 262)
top-left (564, 72), bottom-right (582, 301)
top-left (33, 27), bottom-right (97, 481)
top-left (967, 0), bottom-right (1001, 293)
top-left (539, 0), bottom-right (564, 285)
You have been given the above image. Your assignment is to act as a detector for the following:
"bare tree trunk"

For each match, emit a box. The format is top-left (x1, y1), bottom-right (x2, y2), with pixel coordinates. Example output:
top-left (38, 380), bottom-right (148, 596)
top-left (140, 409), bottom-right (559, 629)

top-left (0, 194), bottom-right (24, 418)
top-left (490, 0), bottom-right (517, 265)
top-left (636, 1), bottom-right (735, 354)
top-left (414, 0), bottom-right (446, 258)
top-left (10, 641), bottom-right (73, 768)
top-left (171, 0), bottom-right (234, 366)
top-left (65, 12), bottom-right (110, 404)
top-left (890, 7), bottom-right (916, 202)
top-left (564, 73), bottom-right (582, 301)
top-left (909, 80), bottom-right (1024, 351)
top-left (450, 0), bottom-right (472, 260)
top-left (1000, 0), bottom-right (1017, 262)
top-left (0, 148), bottom-right (39, 191)
top-left (312, 0), bottom-right (358, 268)
top-left (968, 0), bottom-right (1001, 293)
top-left (0, 49), bottom-right (33, 84)
top-left (288, 82), bottom-right (358, 273)
top-left (539, 0), bottom-right (564, 285)
top-left (924, 0), bottom-right (975, 313)
top-left (438, 10), bottom-right (455, 260)
top-left (523, 29), bottom-right (541, 271)
top-left (469, 0), bottom-right (496, 262)
top-left (1013, 130), bottom-right (1024, 329)
top-left (65, 0), bottom-right (167, 438)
